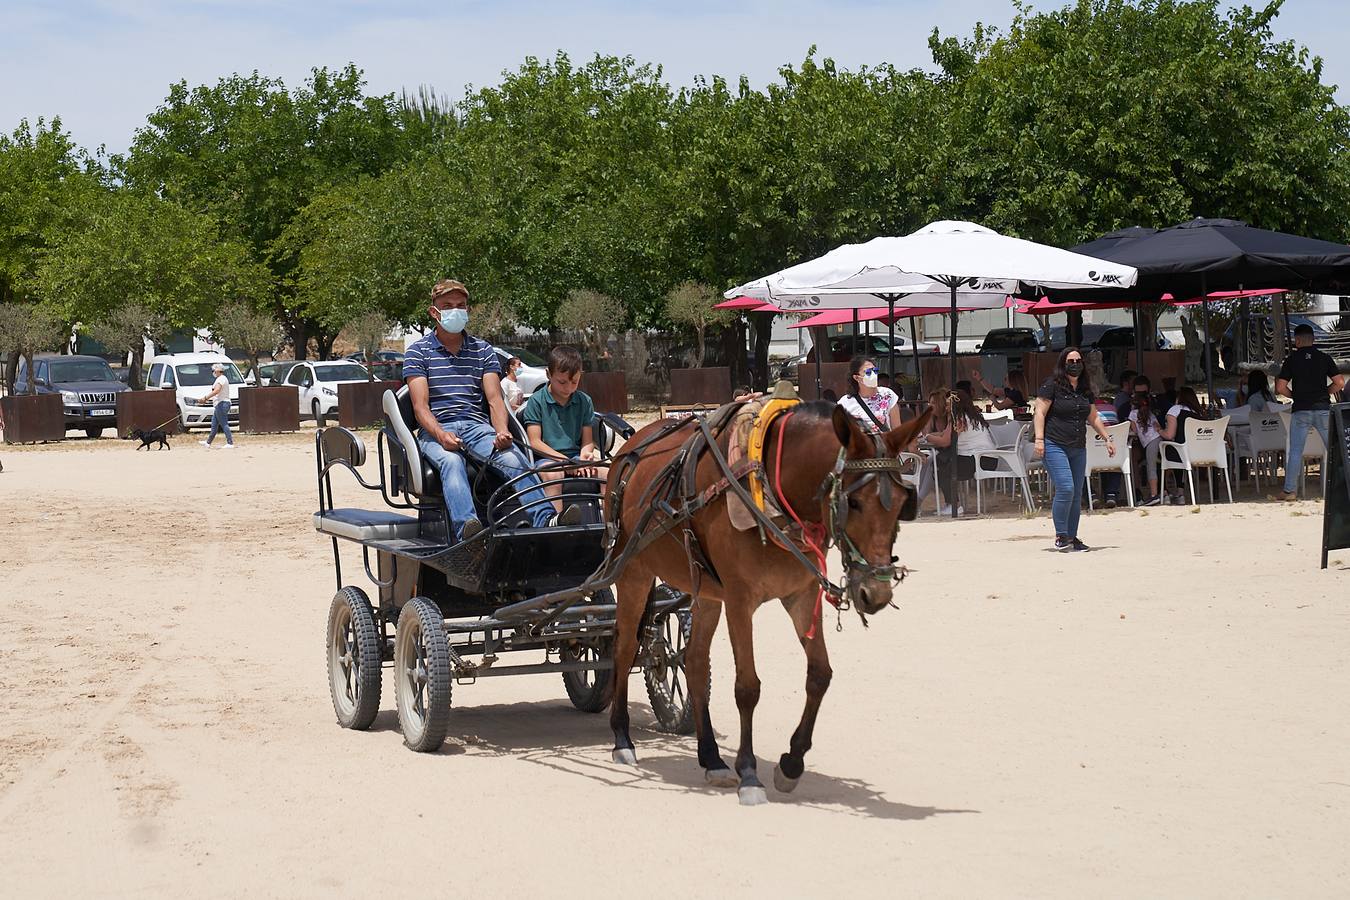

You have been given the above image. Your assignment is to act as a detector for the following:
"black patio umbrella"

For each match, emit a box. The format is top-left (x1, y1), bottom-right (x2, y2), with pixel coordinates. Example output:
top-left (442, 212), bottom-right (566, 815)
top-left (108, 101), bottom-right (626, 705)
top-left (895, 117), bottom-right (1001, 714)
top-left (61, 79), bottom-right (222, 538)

top-left (1045, 218), bottom-right (1350, 405)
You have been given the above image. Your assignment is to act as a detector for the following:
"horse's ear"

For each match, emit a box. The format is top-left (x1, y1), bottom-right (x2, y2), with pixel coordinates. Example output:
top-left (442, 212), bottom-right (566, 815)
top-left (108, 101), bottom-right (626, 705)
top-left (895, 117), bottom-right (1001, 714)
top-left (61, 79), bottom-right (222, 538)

top-left (882, 409), bottom-right (933, 457)
top-left (832, 404), bottom-right (874, 456)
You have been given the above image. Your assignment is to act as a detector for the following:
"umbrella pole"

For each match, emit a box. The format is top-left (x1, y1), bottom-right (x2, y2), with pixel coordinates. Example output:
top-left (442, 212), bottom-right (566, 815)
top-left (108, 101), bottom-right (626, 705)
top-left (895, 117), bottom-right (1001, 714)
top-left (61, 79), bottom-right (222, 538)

top-left (948, 281), bottom-right (958, 520)
top-left (910, 317), bottom-right (922, 399)
top-left (853, 308), bottom-right (859, 357)
top-left (1132, 302), bottom-right (1144, 374)
top-left (887, 298), bottom-right (896, 399)
top-left (1201, 275), bottom-right (1216, 412)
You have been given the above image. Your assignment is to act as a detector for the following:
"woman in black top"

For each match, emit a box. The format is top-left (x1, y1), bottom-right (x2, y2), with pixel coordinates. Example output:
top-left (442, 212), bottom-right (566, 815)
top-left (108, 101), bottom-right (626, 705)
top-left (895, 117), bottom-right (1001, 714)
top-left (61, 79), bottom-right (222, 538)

top-left (1033, 347), bottom-right (1115, 552)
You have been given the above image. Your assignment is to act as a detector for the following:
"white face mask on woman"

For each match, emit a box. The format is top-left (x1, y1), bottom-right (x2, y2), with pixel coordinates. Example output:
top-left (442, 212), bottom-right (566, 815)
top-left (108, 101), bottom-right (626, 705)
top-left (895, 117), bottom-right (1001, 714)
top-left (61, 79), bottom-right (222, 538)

top-left (861, 371), bottom-right (879, 389)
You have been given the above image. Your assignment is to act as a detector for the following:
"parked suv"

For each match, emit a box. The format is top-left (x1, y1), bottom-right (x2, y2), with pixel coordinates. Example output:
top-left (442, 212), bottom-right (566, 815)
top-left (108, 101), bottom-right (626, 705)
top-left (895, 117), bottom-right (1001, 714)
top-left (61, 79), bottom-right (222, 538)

top-left (15, 353), bottom-right (130, 438)
top-left (144, 352), bottom-right (245, 431)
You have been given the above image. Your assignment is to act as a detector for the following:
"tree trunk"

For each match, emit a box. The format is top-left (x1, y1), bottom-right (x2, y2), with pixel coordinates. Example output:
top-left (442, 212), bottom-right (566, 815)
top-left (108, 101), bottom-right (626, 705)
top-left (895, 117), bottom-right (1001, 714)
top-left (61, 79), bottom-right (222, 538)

top-left (22, 350), bottom-right (36, 395)
top-left (288, 319), bottom-right (309, 361)
top-left (693, 324), bottom-right (705, 368)
top-left (723, 323), bottom-right (747, 388)
top-left (1067, 311), bottom-right (1084, 349)
top-left (250, 352), bottom-right (262, 384)
top-left (4, 350), bottom-right (18, 395)
top-left (129, 345), bottom-right (145, 390)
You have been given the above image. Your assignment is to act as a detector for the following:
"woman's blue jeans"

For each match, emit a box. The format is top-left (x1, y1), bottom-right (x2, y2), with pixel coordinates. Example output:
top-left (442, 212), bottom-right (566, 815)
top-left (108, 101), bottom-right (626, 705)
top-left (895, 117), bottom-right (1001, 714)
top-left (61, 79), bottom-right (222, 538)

top-left (206, 400), bottom-right (233, 445)
top-left (1044, 440), bottom-right (1086, 538)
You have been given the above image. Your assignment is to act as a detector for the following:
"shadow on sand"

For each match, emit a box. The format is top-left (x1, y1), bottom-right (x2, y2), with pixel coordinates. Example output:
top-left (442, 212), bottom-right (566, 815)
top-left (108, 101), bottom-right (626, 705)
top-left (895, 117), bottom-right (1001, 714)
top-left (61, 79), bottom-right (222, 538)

top-left (371, 699), bottom-right (976, 821)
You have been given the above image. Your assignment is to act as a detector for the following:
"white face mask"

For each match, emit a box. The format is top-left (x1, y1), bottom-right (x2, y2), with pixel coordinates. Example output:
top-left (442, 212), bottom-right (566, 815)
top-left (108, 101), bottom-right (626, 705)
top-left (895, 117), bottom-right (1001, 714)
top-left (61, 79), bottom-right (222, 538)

top-left (861, 372), bottom-right (878, 389)
top-left (432, 307), bottom-right (469, 334)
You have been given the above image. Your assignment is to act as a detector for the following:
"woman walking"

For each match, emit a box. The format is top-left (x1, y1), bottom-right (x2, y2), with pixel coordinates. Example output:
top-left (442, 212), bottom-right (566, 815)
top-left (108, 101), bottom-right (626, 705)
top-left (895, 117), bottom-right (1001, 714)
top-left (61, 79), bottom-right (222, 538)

top-left (838, 356), bottom-right (901, 434)
top-left (199, 362), bottom-right (235, 450)
top-left (1034, 348), bottom-right (1113, 551)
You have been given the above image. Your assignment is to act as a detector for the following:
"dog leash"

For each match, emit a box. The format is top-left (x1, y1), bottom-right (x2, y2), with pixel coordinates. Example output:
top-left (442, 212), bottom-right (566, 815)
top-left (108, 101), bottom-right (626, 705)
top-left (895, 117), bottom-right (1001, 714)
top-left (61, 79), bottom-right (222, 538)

top-left (124, 411), bottom-right (188, 439)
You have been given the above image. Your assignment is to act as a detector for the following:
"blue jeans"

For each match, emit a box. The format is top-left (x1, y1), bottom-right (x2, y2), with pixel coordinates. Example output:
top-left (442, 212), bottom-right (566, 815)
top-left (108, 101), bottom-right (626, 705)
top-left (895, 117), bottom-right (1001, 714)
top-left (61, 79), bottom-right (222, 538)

top-left (1283, 409), bottom-right (1329, 493)
top-left (416, 419), bottom-right (553, 540)
top-left (1044, 441), bottom-right (1086, 539)
top-left (206, 400), bottom-right (233, 445)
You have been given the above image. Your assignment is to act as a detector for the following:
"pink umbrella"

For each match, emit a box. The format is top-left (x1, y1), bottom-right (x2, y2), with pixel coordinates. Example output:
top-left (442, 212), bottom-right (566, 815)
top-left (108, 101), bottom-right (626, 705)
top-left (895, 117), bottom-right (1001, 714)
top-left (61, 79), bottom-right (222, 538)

top-left (788, 305), bottom-right (988, 329)
top-left (714, 296), bottom-right (766, 310)
top-left (1015, 288), bottom-right (1284, 314)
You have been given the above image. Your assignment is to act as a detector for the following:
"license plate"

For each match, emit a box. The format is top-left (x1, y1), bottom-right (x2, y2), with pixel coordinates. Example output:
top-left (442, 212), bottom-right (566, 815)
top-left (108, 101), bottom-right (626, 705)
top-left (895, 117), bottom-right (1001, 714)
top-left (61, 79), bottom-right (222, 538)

top-left (92, 409), bottom-right (116, 416)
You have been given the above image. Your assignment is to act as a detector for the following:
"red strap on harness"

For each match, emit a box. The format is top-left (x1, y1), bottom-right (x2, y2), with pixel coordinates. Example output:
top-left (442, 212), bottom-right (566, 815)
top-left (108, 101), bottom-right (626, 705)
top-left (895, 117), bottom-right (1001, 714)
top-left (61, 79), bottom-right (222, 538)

top-left (770, 412), bottom-right (836, 639)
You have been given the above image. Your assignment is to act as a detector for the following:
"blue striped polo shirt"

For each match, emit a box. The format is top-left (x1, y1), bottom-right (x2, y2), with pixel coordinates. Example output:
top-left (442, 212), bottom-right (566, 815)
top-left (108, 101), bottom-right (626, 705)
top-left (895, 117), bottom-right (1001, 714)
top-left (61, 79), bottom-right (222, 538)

top-left (403, 331), bottom-right (500, 426)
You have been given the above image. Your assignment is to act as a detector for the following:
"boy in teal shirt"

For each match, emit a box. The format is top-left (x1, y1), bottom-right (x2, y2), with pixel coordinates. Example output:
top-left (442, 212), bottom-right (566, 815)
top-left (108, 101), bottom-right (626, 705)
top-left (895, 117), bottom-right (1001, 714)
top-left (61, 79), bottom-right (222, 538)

top-left (520, 346), bottom-right (605, 513)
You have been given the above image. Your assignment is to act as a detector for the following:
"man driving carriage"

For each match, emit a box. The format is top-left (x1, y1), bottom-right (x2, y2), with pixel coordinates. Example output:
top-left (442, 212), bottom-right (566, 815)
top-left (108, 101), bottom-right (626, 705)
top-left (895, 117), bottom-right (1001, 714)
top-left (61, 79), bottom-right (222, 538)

top-left (405, 278), bottom-right (577, 541)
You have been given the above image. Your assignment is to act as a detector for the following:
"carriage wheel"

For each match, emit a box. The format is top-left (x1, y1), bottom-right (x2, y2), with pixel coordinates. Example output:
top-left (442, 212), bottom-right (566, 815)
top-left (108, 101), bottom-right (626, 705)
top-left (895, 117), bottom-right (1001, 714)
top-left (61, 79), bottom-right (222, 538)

top-left (394, 597), bottom-right (452, 752)
top-left (560, 589), bottom-right (615, 713)
top-left (326, 586), bottom-right (383, 730)
top-left (644, 598), bottom-right (697, 735)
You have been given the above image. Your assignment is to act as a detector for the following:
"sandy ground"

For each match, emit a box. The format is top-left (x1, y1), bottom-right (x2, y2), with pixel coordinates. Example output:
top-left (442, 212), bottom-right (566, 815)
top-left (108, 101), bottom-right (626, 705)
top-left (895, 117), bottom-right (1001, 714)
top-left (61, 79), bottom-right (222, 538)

top-left (1, 426), bottom-right (1347, 898)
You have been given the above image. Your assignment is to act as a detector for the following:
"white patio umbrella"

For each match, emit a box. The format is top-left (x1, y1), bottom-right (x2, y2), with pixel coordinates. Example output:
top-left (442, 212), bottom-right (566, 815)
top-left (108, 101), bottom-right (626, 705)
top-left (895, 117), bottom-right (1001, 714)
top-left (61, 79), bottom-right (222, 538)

top-left (728, 220), bottom-right (1139, 387)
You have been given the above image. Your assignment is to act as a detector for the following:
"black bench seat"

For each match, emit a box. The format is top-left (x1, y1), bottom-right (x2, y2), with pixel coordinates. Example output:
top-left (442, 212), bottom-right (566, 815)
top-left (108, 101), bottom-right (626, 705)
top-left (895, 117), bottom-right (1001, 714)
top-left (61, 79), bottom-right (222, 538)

top-left (313, 508), bottom-right (420, 542)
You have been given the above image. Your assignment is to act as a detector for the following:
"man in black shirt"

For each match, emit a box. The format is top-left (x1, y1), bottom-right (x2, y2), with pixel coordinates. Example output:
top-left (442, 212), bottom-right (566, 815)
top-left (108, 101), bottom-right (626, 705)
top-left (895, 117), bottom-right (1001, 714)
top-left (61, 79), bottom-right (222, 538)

top-left (1275, 324), bottom-right (1346, 499)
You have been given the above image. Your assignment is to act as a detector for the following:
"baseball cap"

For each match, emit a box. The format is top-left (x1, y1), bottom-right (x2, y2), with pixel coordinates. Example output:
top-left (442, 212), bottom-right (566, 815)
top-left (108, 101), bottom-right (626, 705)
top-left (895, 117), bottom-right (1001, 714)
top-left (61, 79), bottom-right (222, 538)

top-left (431, 278), bottom-right (469, 300)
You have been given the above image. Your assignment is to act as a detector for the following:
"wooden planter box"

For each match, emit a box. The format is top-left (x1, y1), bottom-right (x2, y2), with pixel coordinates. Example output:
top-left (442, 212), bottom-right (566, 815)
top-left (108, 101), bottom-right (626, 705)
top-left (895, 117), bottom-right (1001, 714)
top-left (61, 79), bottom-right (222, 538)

top-left (1, 393), bottom-right (65, 444)
top-left (239, 385), bottom-right (300, 433)
top-left (338, 381), bottom-right (400, 428)
top-left (581, 371), bottom-right (628, 414)
top-left (116, 389), bottom-right (183, 438)
top-left (796, 362), bottom-right (852, 401)
top-left (668, 367), bottom-right (732, 406)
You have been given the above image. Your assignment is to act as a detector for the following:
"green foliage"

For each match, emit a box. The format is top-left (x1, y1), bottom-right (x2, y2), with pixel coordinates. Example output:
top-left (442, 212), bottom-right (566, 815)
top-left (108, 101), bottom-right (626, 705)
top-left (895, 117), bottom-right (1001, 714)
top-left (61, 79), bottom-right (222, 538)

top-left (0, 303), bottom-right (66, 393)
top-left (556, 289), bottom-right (624, 363)
top-left (213, 300), bottom-right (283, 380)
top-left (85, 302), bottom-right (169, 389)
top-left (342, 309), bottom-right (392, 363)
top-left (664, 282), bottom-right (732, 366)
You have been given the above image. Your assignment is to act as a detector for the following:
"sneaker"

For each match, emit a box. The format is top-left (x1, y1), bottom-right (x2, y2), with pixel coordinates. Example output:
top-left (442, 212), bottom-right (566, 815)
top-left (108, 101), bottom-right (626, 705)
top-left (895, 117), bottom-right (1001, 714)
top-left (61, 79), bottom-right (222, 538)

top-left (1070, 538), bottom-right (1089, 552)
top-left (459, 519), bottom-right (484, 542)
top-left (548, 505), bottom-right (584, 527)
top-left (222, 443), bottom-right (235, 450)
top-left (1278, 491), bottom-right (1298, 502)
top-left (1104, 494), bottom-right (1116, 510)
top-left (1054, 536), bottom-right (1072, 552)
top-left (1143, 495), bottom-right (1162, 507)
top-left (199, 440), bottom-right (211, 448)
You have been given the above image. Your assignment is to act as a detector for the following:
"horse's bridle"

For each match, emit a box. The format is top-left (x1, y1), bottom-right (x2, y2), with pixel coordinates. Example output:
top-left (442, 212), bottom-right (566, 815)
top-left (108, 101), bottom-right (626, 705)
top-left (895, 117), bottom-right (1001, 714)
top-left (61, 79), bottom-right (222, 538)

top-left (820, 448), bottom-right (915, 606)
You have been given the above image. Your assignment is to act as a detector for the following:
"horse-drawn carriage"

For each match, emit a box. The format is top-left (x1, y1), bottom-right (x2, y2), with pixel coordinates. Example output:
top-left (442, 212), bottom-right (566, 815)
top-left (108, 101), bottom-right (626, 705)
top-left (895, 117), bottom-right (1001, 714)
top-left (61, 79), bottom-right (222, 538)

top-left (315, 386), bottom-right (694, 752)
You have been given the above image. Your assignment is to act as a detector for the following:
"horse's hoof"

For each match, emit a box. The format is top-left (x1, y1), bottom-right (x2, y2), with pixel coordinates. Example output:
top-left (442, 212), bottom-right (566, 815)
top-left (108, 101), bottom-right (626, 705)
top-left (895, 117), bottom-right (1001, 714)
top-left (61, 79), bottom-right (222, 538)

top-left (612, 748), bottom-right (638, 766)
top-left (705, 767), bottom-right (738, 788)
top-left (773, 764), bottom-right (800, 793)
top-left (738, 785), bottom-right (769, 806)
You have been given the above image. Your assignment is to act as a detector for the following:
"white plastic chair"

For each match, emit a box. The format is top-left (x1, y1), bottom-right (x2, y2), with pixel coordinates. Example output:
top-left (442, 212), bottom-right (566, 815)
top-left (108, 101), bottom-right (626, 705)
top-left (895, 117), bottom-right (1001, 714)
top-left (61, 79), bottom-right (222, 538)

top-left (988, 420), bottom-right (1023, 450)
top-left (1277, 410), bottom-right (1327, 498)
top-left (1084, 421), bottom-right (1134, 510)
top-left (1230, 413), bottom-right (1286, 492)
top-left (1160, 415), bottom-right (1233, 504)
top-left (970, 424), bottom-right (1037, 514)
top-left (919, 446), bottom-right (943, 514)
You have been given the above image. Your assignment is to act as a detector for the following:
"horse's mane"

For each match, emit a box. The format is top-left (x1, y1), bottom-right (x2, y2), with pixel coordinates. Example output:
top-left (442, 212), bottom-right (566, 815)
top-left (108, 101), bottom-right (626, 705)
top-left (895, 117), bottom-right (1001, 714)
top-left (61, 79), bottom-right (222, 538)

top-left (792, 400), bottom-right (837, 421)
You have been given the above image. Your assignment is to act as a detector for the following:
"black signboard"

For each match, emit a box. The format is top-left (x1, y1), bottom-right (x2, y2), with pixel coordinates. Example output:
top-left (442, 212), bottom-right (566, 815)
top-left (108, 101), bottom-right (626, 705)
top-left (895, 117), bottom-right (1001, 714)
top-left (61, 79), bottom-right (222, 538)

top-left (1322, 402), bottom-right (1350, 569)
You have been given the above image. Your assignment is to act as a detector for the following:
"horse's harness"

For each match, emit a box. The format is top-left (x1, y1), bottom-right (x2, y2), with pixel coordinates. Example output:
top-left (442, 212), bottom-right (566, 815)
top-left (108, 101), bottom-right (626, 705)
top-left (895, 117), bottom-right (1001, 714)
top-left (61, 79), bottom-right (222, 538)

top-left (583, 399), bottom-right (912, 626)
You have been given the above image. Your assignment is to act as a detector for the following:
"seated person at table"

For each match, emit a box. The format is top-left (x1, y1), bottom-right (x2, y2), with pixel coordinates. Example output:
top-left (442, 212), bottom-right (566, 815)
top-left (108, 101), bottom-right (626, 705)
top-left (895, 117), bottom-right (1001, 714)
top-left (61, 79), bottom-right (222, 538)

top-left (917, 389), bottom-right (957, 515)
top-left (1113, 369), bottom-right (1137, 422)
top-left (1128, 387), bottom-right (1164, 506)
top-left (1157, 385), bottom-right (1203, 504)
top-left (521, 345), bottom-right (605, 516)
top-left (972, 369), bottom-right (1028, 410)
top-left (1243, 370), bottom-right (1280, 412)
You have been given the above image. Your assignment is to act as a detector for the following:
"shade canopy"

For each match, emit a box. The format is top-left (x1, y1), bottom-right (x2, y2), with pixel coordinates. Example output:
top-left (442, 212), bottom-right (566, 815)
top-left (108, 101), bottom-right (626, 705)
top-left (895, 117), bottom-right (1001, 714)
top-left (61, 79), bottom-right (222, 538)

top-left (788, 304), bottom-right (994, 329)
top-left (714, 295), bottom-right (767, 310)
top-left (1053, 218), bottom-right (1350, 301)
top-left (727, 220), bottom-right (1138, 312)
top-left (1014, 288), bottom-right (1283, 315)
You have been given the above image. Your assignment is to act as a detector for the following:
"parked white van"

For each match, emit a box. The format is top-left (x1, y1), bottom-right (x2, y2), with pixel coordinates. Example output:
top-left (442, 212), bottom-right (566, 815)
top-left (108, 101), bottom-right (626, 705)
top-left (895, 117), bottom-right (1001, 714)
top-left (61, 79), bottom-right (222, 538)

top-left (144, 352), bottom-right (245, 431)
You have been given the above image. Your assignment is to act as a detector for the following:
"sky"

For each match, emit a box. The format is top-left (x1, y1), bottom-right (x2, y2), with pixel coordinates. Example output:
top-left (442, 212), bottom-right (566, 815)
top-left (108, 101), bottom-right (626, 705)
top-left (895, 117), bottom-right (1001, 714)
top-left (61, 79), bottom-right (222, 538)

top-left (2, 0), bottom-right (1347, 157)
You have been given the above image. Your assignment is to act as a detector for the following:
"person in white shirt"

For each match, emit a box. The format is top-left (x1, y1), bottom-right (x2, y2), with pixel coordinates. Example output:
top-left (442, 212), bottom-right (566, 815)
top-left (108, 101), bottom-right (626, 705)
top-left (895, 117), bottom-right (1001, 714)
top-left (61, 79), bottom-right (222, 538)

top-left (501, 356), bottom-right (526, 412)
top-left (199, 362), bottom-right (235, 449)
top-left (1126, 385), bottom-right (1162, 505)
top-left (838, 356), bottom-right (901, 434)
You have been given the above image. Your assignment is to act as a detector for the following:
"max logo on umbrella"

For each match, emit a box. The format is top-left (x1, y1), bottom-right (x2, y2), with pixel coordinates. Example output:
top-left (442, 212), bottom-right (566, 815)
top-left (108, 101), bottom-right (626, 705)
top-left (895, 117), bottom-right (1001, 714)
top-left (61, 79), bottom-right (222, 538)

top-left (1088, 271), bottom-right (1124, 284)
top-left (963, 278), bottom-right (1007, 290)
top-left (781, 295), bottom-right (823, 309)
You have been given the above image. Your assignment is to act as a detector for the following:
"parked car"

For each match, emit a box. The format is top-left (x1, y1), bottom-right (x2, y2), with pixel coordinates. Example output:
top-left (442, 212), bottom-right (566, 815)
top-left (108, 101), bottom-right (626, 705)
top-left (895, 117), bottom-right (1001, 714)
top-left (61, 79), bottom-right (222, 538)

top-left (777, 333), bottom-right (940, 382)
top-left (14, 353), bottom-right (131, 438)
top-left (976, 327), bottom-right (1044, 354)
top-left (144, 352), bottom-right (245, 431)
top-left (277, 360), bottom-right (373, 420)
top-left (344, 349), bottom-right (405, 364)
top-left (246, 361), bottom-right (288, 387)
top-left (1047, 324), bottom-right (1171, 352)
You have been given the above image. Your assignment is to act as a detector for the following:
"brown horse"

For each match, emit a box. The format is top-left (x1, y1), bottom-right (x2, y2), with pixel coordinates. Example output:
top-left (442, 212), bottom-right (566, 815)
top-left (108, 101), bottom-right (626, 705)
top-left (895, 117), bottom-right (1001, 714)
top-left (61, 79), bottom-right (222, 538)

top-left (606, 401), bottom-right (931, 804)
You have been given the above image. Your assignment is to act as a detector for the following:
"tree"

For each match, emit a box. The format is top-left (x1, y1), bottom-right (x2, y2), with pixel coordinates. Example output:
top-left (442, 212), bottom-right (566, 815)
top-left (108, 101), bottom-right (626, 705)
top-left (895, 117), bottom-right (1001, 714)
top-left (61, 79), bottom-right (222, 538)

top-left (556, 289), bottom-right (624, 366)
top-left (0, 303), bottom-right (65, 394)
top-left (213, 301), bottom-right (283, 383)
top-left (664, 282), bottom-right (732, 367)
top-left (33, 189), bottom-right (273, 380)
top-left (341, 309), bottom-right (392, 365)
top-left (927, 0), bottom-right (1350, 245)
top-left (121, 65), bottom-right (414, 357)
top-left (85, 303), bottom-right (169, 389)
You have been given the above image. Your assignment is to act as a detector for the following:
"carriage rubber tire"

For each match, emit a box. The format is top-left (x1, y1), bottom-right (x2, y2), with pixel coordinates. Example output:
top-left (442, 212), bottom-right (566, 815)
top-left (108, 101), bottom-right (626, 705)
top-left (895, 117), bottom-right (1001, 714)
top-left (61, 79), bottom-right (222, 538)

top-left (326, 586), bottom-right (382, 730)
top-left (643, 587), bottom-right (700, 735)
top-left (394, 597), bottom-right (452, 753)
top-left (560, 589), bottom-right (615, 713)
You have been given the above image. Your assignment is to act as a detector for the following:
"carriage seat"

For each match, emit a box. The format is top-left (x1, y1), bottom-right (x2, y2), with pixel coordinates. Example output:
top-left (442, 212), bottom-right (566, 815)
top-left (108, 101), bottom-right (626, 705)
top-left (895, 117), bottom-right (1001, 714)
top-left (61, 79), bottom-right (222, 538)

top-left (313, 508), bottom-right (419, 541)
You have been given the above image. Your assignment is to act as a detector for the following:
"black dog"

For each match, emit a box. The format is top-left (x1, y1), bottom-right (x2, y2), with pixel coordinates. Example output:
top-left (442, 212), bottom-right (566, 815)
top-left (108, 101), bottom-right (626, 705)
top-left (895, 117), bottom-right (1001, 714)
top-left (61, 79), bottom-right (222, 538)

top-left (129, 428), bottom-right (171, 450)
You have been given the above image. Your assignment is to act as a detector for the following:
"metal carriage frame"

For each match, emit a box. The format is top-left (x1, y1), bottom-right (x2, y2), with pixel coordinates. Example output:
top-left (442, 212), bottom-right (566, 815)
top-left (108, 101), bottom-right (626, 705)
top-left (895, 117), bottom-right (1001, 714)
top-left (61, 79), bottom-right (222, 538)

top-left (314, 386), bottom-right (695, 752)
